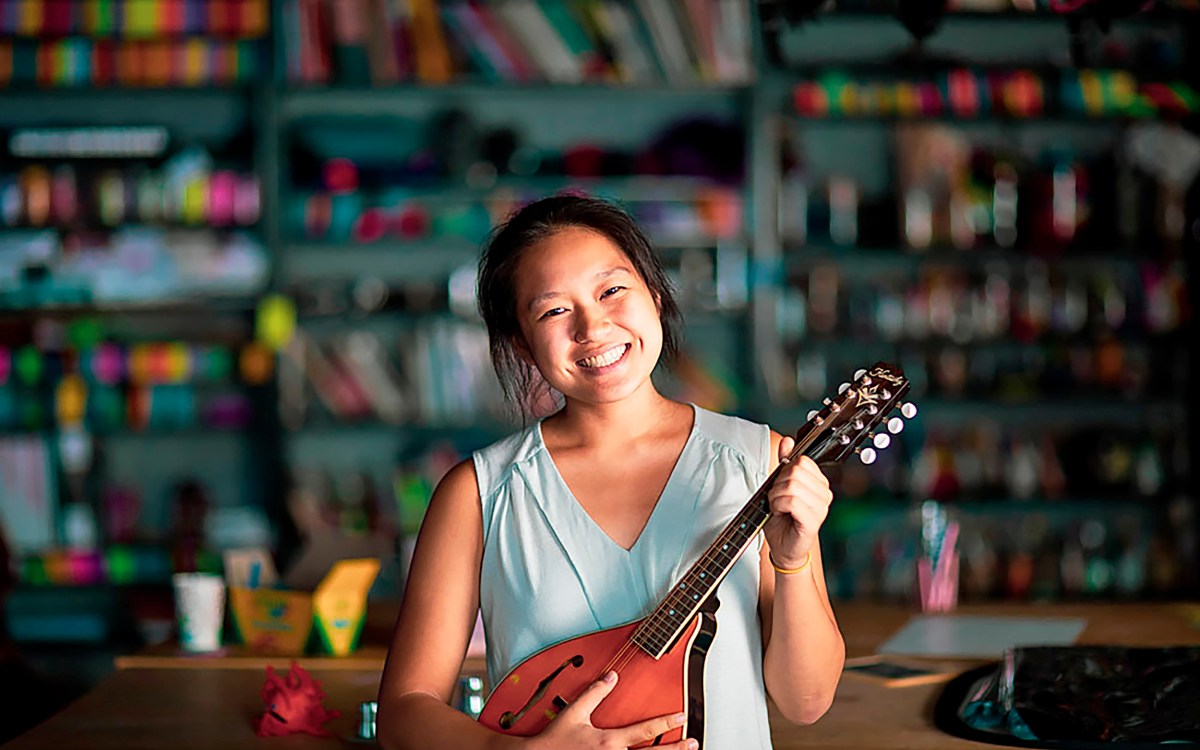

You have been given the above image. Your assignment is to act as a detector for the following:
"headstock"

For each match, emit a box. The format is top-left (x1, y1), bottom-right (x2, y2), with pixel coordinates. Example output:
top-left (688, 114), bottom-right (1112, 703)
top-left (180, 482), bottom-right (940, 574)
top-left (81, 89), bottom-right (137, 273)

top-left (788, 362), bottom-right (916, 467)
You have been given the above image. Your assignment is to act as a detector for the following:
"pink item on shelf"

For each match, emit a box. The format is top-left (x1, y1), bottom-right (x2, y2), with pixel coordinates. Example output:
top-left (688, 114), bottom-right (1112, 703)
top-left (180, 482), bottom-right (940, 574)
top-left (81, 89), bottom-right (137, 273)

top-left (91, 343), bottom-right (125, 385)
top-left (322, 158), bottom-right (359, 194)
top-left (353, 207), bottom-right (388, 243)
top-left (208, 170), bottom-right (237, 227)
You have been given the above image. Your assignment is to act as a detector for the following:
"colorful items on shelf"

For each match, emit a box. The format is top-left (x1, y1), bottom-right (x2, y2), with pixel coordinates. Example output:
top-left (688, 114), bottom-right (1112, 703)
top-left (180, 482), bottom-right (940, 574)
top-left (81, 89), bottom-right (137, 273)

top-left (0, 382), bottom-right (256, 432)
top-left (18, 544), bottom-right (179, 586)
top-left (0, 161), bottom-right (261, 230)
top-left (0, 0), bottom-right (269, 87)
top-left (0, 228), bottom-right (269, 307)
top-left (792, 68), bottom-right (1199, 119)
top-left (279, 322), bottom-right (505, 428)
top-left (0, 341), bottom-right (269, 387)
top-left (281, 0), bottom-right (754, 86)
top-left (0, 38), bottom-right (266, 87)
top-left (0, 0), bottom-right (270, 38)
top-left (0, 339), bottom-right (269, 432)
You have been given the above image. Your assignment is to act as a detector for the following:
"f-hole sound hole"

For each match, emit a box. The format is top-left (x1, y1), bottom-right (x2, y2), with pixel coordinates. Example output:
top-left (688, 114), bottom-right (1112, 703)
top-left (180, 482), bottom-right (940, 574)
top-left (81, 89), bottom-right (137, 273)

top-left (497, 654), bottom-right (585, 730)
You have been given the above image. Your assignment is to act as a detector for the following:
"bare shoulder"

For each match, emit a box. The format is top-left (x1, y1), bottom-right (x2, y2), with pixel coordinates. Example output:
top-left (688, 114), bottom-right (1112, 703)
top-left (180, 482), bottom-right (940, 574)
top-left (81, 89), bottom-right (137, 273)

top-left (426, 457), bottom-right (480, 517)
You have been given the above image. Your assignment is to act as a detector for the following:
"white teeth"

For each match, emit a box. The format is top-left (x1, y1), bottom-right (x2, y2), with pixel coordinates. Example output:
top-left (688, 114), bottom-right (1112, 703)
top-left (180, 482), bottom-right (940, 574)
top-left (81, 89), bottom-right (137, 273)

top-left (578, 344), bottom-right (626, 368)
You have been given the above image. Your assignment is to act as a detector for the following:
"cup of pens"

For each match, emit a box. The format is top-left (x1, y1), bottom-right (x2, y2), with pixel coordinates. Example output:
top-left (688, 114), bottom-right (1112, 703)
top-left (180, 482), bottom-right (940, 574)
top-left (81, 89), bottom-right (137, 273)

top-left (917, 501), bottom-right (959, 612)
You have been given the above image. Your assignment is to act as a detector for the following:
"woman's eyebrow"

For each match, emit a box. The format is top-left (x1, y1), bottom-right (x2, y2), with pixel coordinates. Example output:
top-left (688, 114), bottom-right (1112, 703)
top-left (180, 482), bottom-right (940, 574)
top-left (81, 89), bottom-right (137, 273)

top-left (524, 267), bottom-right (632, 311)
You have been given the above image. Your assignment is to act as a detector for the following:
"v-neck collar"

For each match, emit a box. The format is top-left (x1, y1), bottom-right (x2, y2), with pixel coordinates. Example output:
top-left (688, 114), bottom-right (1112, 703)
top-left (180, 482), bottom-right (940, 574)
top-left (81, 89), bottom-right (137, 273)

top-left (534, 402), bottom-right (698, 554)
top-left (517, 403), bottom-right (712, 628)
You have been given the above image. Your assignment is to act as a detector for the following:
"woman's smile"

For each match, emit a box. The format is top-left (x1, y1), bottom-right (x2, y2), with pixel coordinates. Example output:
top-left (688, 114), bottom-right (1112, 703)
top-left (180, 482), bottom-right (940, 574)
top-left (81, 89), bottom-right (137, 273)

top-left (576, 343), bottom-right (630, 370)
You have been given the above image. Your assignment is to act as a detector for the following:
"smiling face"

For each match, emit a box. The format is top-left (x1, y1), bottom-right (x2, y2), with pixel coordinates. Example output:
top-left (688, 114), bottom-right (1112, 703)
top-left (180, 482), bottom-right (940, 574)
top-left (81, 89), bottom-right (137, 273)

top-left (512, 226), bottom-right (664, 407)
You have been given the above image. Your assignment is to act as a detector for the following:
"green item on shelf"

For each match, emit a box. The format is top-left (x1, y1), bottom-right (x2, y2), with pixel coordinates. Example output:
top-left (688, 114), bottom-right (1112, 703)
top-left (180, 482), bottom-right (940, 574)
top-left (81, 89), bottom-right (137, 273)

top-left (21, 556), bottom-right (50, 585)
top-left (198, 346), bottom-right (233, 382)
top-left (92, 0), bottom-right (115, 37)
top-left (14, 346), bottom-right (43, 386)
top-left (394, 473), bottom-right (432, 537)
top-left (66, 318), bottom-right (105, 349)
top-left (105, 545), bottom-right (137, 585)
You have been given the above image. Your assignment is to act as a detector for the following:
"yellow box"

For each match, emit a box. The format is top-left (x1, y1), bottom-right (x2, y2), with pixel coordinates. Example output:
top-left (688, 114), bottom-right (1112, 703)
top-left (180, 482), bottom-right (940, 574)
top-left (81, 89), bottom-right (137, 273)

top-left (227, 556), bottom-right (379, 657)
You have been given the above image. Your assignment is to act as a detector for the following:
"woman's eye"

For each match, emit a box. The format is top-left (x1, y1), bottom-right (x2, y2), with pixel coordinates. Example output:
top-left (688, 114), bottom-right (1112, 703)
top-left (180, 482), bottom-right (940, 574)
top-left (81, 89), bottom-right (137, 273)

top-left (601, 286), bottom-right (625, 299)
top-left (539, 307), bottom-right (566, 320)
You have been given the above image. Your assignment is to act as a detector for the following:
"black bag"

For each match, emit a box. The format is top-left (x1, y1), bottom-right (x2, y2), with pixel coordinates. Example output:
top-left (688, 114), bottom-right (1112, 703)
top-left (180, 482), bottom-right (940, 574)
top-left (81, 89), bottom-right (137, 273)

top-left (935, 646), bottom-right (1200, 749)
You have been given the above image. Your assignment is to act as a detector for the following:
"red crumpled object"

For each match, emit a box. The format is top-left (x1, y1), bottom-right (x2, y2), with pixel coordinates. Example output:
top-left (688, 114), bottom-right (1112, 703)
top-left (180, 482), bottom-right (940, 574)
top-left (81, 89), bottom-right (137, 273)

top-left (254, 661), bottom-right (341, 737)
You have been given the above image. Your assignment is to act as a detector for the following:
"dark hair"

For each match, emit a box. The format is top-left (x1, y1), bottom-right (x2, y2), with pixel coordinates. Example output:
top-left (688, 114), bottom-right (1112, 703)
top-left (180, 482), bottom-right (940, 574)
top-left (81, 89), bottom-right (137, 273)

top-left (477, 194), bottom-right (683, 417)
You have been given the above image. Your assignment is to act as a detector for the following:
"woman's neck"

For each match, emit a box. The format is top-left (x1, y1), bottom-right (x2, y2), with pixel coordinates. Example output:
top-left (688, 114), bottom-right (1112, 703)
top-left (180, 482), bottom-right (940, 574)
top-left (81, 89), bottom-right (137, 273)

top-left (545, 383), bottom-right (686, 449)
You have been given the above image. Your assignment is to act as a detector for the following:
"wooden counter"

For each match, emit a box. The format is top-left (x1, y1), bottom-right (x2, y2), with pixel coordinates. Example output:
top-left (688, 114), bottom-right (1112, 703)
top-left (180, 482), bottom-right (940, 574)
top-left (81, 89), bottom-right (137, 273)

top-left (8, 602), bottom-right (1199, 749)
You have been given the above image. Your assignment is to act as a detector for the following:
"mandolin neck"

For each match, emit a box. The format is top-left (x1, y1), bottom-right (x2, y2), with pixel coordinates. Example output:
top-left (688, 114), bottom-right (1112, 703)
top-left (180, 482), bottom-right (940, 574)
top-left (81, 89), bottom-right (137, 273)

top-left (630, 435), bottom-right (816, 659)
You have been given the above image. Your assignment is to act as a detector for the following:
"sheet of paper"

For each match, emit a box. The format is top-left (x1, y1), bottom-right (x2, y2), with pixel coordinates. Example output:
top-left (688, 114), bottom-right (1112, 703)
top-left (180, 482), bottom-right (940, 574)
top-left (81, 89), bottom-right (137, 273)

top-left (878, 614), bottom-right (1087, 658)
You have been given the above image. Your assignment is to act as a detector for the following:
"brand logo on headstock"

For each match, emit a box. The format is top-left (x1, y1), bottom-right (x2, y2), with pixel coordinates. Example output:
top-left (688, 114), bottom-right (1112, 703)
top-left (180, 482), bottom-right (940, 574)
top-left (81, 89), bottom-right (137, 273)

top-left (869, 366), bottom-right (905, 386)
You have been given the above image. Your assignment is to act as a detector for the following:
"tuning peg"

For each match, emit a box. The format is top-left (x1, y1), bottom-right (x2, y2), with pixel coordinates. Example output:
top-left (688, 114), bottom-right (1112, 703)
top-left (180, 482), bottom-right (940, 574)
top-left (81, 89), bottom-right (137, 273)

top-left (807, 410), bottom-right (819, 421)
top-left (901, 402), bottom-right (918, 419)
top-left (838, 382), bottom-right (851, 394)
top-left (872, 433), bottom-right (891, 450)
top-left (854, 368), bottom-right (866, 379)
top-left (857, 447), bottom-right (877, 465)
top-left (887, 417), bottom-right (904, 434)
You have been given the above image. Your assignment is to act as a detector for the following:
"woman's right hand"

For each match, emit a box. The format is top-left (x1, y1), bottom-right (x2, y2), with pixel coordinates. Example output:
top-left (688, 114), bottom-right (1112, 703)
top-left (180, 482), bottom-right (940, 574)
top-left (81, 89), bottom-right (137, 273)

top-left (523, 671), bottom-right (698, 750)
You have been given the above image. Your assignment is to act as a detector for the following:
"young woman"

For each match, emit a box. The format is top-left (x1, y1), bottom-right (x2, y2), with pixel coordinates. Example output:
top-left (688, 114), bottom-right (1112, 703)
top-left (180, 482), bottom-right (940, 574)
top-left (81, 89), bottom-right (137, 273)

top-left (377, 195), bottom-right (844, 750)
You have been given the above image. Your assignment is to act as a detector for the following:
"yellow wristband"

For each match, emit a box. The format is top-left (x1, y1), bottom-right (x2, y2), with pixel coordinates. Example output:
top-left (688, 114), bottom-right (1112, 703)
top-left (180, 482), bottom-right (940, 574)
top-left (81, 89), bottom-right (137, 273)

top-left (770, 551), bottom-right (812, 575)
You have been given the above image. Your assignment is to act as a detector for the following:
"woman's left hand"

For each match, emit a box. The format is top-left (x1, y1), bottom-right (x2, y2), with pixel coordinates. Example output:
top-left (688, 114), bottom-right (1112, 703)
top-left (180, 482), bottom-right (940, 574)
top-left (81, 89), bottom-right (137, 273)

top-left (762, 435), bottom-right (833, 570)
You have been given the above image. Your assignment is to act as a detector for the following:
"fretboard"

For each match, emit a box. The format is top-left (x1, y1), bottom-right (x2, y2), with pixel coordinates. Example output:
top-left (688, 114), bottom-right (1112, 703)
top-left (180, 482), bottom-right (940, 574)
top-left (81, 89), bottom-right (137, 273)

top-left (630, 481), bottom-right (775, 658)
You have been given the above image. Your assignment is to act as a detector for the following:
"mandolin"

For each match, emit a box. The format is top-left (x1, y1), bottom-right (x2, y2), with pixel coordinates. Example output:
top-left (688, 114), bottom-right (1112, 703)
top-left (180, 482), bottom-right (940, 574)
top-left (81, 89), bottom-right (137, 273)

top-left (477, 362), bottom-right (915, 748)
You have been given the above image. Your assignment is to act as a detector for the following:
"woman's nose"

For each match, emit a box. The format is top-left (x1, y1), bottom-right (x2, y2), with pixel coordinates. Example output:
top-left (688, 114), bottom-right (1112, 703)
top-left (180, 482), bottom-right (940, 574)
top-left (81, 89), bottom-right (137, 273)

top-left (573, 305), bottom-right (609, 343)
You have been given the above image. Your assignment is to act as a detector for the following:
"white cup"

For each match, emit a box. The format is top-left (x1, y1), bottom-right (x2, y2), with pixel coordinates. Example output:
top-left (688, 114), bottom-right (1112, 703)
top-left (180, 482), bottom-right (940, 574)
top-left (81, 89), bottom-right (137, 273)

top-left (172, 572), bottom-right (225, 653)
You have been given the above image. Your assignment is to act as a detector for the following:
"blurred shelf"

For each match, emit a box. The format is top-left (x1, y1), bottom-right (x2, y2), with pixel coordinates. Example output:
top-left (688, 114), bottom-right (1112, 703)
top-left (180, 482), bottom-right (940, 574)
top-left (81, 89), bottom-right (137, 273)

top-left (285, 175), bottom-right (745, 203)
top-left (278, 83), bottom-right (750, 117)
top-left (818, 6), bottom-right (1193, 20)
top-left (0, 85), bottom-right (260, 98)
top-left (784, 111), bottom-right (1172, 124)
top-left (282, 242), bottom-right (478, 283)
top-left (786, 333), bottom-right (1188, 349)
top-left (905, 397), bottom-right (1179, 425)
top-left (0, 296), bottom-right (261, 317)
top-left (0, 427), bottom-right (258, 439)
top-left (0, 224), bottom-right (261, 234)
top-left (781, 245), bottom-right (1156, 274)
top-left (825, 496), bottom-right (1157, 532)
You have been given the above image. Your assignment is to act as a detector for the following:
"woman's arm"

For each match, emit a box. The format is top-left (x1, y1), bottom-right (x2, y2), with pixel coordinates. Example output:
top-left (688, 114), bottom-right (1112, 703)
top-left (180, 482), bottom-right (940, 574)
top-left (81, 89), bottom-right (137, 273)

top-left (376, 458), bottom-right (517, 750)
top-left (757, 431), bottom-right (846, 726)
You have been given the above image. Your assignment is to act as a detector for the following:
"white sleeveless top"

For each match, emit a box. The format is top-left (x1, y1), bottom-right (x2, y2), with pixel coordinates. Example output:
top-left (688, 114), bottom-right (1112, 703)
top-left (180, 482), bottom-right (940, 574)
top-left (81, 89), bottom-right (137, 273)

top-left (472, 404), bottom-right (775, 750)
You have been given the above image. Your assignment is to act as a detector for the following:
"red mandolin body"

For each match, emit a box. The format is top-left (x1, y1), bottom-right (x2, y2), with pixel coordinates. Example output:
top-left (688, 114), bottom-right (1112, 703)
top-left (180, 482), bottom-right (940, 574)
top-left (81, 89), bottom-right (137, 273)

top-left (477, 603), bottom-right (718, 747)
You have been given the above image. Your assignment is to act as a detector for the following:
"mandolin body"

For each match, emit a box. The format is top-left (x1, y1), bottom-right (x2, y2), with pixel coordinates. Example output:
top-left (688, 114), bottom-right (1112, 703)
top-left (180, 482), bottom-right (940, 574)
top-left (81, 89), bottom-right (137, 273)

top-left (478, 600), bottom-right (718, 748)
